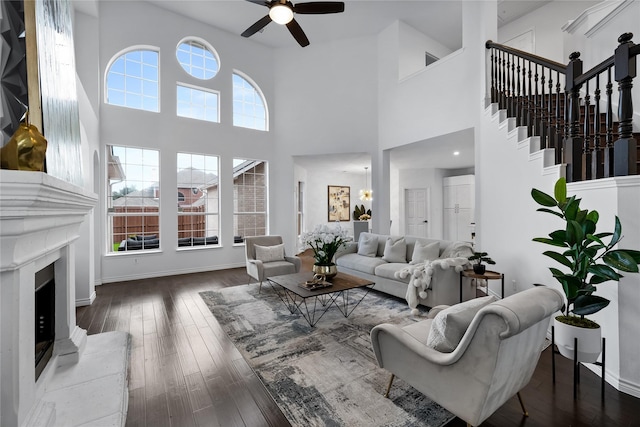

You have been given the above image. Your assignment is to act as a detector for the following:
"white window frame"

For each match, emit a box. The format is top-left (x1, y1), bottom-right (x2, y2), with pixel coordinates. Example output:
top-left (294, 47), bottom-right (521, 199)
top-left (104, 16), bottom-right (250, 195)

top-left (232, 70), bottom-right (269, 131)
top-left (176, 82), bottom-right (220, 123)
top-left (104, 45), bottom-right (160, 112)
top-left (176, 36), bottom-right (220, 80)
top-left (233, 158), bottom-right (269, 243)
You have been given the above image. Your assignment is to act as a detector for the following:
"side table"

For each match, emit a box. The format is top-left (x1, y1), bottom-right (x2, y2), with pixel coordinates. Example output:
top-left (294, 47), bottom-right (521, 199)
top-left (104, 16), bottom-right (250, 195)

top-left (459, 269), bottom-right (504, 302)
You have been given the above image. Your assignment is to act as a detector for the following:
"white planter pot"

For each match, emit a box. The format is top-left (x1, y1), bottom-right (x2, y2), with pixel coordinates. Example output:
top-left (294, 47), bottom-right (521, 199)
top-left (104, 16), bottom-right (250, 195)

top-left (553, 317), bottom-right (602, 363)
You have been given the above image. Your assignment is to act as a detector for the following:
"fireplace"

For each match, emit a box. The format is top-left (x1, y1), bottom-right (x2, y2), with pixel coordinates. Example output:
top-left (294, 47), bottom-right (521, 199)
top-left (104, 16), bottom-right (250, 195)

top-left (35, 264), bottom-right (55, 381)
top-left (0, 171), bottom-right (97, 426)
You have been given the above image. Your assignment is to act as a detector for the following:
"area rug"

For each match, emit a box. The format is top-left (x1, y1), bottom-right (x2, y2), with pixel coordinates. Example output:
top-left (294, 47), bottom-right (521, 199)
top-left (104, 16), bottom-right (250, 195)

top-left (199, 284), bottom-right (455, 427)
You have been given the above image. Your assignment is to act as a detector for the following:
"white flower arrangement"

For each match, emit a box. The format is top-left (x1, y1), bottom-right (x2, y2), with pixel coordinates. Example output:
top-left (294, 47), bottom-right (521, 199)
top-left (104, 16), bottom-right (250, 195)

top-left (301, 224), bottom-right (350, 265)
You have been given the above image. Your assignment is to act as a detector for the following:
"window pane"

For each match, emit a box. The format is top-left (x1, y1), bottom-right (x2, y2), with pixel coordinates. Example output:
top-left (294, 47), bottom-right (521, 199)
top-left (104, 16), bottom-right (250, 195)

top-left (177, 152), bottom-right (220, 247)
top-left (232, 73), bottom-right (267, 131)
top-left (106, 49), bottom-right (159, 113)
top-left (233, 159), bottom-right (267, 240)
top-left (107, 145), bottom-right (160, 253)
top-left (176, 39), bottom-right (219, 80)
top-left (176, 84), bottom-right (219, 123)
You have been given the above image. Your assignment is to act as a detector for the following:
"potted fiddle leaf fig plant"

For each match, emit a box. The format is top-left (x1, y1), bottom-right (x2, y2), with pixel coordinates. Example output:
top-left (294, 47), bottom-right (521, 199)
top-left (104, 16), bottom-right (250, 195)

top-left (531, 177), bottom-right (640, 362)
top-left (468, 252), bottom-right (495, 275)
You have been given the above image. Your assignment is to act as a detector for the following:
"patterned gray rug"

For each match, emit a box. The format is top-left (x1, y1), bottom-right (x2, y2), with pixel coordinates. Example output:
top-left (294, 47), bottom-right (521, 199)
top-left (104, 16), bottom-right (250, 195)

top-left (199, 284), bottom-right (455, 427)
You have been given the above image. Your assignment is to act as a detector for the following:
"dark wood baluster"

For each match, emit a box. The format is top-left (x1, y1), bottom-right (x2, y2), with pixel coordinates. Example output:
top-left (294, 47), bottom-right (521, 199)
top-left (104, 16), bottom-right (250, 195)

top-left (511, 54), bottom-right (516, 119)
top-left (564, 52), bottom-right (584, 183)
top-left (547, 70), bottom-right (554, 152)
top-left (540, 68), bottom-right (548, 146)
top-left (491, 48), bottom-right (496, 104)
top-left (582, 80), bottom-right (592, 181)
top-left (516, 57), bottom-right (522, 126)
top-left (500, 50), bottom-right (506, 110)
top-left (592, 75), bottom-right (603, 179)
top-left (506, 53), bottom-right (512, 116)
top-left (527, 61), bottom-right (534, 135)
top-left (533, 64), bottom-right (539, 137)
top-left (555, 72), bottom-right (563, 164)
top-left (604, 67), bottom-right (615, 177)
top-left (613, 33), bottom-right (637, 176)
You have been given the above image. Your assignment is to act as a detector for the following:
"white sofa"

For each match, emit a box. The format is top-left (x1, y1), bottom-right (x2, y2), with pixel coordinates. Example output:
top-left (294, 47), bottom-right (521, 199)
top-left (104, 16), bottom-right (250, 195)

top-left (334, 232), bottom-right (476, 308)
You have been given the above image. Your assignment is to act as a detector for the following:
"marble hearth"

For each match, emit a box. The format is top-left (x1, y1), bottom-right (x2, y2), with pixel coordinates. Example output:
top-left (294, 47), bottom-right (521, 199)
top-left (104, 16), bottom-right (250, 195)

top-left (0, 171), bottom-right (128, 426)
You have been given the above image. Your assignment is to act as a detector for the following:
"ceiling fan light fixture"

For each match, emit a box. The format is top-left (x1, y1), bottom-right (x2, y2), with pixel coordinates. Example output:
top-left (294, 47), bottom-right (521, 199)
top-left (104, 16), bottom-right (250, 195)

top-left (269, 4), bottom-right (294, 25)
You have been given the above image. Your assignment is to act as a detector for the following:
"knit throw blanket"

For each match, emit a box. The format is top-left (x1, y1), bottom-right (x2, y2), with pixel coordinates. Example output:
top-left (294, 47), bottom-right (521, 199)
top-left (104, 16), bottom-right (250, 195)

top-left (395, 258), bottom-right (470, 314)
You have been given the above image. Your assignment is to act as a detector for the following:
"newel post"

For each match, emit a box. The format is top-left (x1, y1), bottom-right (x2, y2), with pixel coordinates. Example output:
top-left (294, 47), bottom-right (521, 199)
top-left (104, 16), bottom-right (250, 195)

top-left (614, 33), bottom-right (637, 176)
top-left (564, 52), bottom-right (583, 183)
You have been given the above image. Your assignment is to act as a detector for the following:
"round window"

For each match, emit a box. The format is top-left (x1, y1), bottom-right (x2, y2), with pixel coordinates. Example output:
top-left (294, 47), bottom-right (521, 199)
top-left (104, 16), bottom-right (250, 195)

top-left (176, 38), bottom-right (219, 80)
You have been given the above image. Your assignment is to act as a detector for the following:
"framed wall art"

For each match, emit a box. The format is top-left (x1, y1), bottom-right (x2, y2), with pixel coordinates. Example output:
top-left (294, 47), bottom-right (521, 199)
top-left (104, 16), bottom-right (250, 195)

top-left (328, 185), bottom-right (350, 221)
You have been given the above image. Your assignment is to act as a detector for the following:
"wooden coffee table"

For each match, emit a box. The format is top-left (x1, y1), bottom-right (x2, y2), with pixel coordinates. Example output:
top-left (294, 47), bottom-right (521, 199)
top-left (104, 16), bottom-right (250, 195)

top-left (267, 271), bottom-right (375, 327)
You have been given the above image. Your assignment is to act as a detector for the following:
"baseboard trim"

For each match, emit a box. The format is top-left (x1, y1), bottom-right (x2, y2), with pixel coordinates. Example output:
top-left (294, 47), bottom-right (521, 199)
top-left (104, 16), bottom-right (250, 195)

top-left (75, 291), bottom-right (96, 307)
top-left (101, 262), bottom-right (246, 284)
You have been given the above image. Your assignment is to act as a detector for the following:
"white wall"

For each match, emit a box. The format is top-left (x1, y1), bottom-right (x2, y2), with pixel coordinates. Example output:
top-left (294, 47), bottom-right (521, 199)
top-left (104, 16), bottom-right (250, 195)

top-left (393, 167), bottom-right (445, 238)
top-left (398, 20), bottom-right (454, 80)
top-left (498, 1), bottom-right (600, 63)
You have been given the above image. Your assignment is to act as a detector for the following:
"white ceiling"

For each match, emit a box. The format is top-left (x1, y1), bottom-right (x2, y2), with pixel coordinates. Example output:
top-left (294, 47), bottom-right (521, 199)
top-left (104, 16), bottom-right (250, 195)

top-left (75, 1), bottom-right (551, 51)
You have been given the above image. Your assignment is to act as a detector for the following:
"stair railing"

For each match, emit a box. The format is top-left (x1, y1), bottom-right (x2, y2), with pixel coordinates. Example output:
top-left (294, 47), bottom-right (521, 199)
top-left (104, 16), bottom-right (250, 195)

top-left (486, 33), bottom-right (638, 182)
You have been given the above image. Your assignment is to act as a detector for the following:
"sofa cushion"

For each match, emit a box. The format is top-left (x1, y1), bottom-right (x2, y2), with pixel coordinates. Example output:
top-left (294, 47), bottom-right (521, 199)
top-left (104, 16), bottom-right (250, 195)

top-left (374, 263), bottom-right (412, 284)
top-left (254, 244), bottom-right (285, 263)
top-left (440, 241), bottom-right (474, 259)
top-left (335, 253), bottom-right (386, 275)
top-left (410, 241), bottom-right (440, 265)
top-left (382, 236), bottom-right (407, 263)
top-left (357, 233), bottom-right (378, 257)
top-left (426, 295), bottom-right (496, 352)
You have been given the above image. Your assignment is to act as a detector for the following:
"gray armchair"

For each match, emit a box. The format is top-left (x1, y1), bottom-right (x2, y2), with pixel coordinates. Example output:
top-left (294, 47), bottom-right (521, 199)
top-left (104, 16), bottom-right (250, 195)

top-left (245, 235), bottom-right (301, 292)
top-left (370, 286), bottom-right (563, 427)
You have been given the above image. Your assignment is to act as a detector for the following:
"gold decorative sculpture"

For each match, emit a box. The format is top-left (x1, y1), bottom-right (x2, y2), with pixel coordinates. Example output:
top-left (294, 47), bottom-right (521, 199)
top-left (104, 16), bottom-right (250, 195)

top-left (0, 114), bottom-right (47, 171)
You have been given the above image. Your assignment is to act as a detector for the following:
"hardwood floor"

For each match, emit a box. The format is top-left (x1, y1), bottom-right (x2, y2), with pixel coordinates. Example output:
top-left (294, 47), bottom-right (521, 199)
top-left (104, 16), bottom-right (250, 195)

top-left (77, 261), bottom-right (640, 427)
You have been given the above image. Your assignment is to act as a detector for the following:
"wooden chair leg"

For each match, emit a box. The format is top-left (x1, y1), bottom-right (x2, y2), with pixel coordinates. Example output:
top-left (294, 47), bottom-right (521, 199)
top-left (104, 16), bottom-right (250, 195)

top-left (516, 391), bottom-right (529, 417)
top-left (384, 374), bottom-right (395, 398)
top-left (258, 280), bottom-right (262, 293)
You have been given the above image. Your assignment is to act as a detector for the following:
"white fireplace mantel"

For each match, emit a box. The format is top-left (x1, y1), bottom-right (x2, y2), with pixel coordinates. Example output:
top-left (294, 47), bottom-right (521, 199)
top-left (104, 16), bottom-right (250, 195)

top-left (0, 170), bottom-right (98, 426)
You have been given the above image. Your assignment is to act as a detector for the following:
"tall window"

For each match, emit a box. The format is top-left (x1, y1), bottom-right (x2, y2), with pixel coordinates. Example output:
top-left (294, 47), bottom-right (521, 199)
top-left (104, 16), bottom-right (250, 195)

top-left (176, 39), bottom-right (219, 80)
top-left (233, 158), bottom-right (267, 241)
top-left (232, 72), bottom-right (267, 131)
top-left (177, 153), bottom-right (220, 248)
top-left (176, 84), bottom-right (219, 123)
top-left (106, 49), bottom-right (159, 112)
top-left (107, 145), bottom-right (160, 252)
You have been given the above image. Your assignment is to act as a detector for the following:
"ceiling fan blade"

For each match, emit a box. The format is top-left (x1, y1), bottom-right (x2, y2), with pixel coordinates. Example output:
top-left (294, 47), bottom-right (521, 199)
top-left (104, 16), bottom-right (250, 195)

top-left (241, 14), bottom-right (272, 38)
top-left (245, 0), bottom-right (271, 7)
top-left (286, 18), bottom-right (310, 47)
top-left (293, 2), bottom-right (345, 14)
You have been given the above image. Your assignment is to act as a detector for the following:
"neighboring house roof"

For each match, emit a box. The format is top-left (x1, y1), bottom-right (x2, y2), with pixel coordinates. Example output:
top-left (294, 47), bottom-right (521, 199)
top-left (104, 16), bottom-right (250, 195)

top-left (112, 187), bottom-right (158, 207)
top-left (177, 167), bottom-right (218, 189)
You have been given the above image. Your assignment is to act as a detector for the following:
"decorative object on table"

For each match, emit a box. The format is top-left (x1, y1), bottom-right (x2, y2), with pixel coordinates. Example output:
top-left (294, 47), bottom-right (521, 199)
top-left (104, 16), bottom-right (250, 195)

top-left (328, 185), bottom-right (350, 221)
top-left (359, 166), bottom-right (373, 201)
top-left (199, 285), bottom-right (452, 427)
top-left (300, 273), bottom-right (332, 290)
top-left (531, 177), bottom-right (640, 362)
top-left (468, 251), bottom-right (495, 275)
top-left (302, 223), bottom-right (349, 280)
top-left (0, 113), bottom-right (47, 171)
top-left (353, 203), bottom-right (372, 221)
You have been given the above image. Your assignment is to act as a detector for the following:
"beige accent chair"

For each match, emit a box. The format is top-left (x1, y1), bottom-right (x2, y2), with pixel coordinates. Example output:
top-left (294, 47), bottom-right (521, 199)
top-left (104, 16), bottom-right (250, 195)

top-left (245, 236), bottom-right (301, 291)
top-left (370, 286), bottom-right (563, 427)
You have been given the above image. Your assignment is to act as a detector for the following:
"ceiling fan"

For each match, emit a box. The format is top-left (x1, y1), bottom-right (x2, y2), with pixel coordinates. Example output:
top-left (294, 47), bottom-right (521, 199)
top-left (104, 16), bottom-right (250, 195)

top-left (241, 0), bottom-right (345, 47)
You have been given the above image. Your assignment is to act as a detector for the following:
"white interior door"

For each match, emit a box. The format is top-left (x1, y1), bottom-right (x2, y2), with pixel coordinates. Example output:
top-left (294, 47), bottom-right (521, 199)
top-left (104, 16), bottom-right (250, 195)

top-left (405, 188), bottom-right (430, 238)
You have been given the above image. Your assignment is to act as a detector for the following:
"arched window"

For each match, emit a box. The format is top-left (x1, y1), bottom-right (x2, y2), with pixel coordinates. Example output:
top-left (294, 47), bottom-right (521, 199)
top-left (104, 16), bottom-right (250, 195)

top-left (232, 72), bottom-right (267, 131)
top-left (176, 38), bottom-right (219, 80)
top-left (105, 48), bottom-right (159, 112)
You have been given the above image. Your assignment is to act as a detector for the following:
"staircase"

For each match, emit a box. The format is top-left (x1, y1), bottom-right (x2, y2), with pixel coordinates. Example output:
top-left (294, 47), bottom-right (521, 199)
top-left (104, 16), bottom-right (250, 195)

top-left (485, 33), bottom-right (639, 183)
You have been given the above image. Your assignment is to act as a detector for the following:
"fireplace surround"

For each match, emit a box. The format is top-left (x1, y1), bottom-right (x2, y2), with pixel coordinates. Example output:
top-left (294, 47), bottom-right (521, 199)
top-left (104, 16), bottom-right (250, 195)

top-left (0, 170), bottom-right (128, 426)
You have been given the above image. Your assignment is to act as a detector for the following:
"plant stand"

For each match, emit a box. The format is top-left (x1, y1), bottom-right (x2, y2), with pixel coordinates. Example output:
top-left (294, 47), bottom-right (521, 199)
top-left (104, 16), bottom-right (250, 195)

top-left (551, 325), bottom-right (606, 400)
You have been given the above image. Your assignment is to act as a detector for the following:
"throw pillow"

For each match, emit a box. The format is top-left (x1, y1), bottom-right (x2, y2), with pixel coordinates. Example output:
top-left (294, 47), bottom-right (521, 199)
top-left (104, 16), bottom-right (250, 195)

top-left (409, 241), bottom-right (440, 264)
top-left (440, 241), bottom-right (474, 259)
top-left (254, 244), bottom-right (285, 263)
top-left (357, 233), bottom-right (378, 257)
top-left (382, 236), bottom-right (407, 263)
top-left (426, 295), bottom-right (497, 352)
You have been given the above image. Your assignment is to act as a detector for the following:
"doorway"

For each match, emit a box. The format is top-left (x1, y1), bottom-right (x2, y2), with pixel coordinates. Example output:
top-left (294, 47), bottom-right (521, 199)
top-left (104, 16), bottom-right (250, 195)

top-left (405, 188), bottom-right (430, 238)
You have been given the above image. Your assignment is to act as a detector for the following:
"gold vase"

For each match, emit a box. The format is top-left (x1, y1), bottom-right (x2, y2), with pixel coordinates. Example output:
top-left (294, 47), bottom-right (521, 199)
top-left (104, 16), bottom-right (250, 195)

top-left (312, 263), bottom-right (338, 280)
top-left (0, 117), bottom-right (47, 171)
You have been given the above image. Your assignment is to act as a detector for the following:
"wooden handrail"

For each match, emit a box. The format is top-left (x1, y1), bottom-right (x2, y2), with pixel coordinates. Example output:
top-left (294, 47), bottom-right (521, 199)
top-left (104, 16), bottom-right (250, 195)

top-left (485, 40), bottom-right (566, 73)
